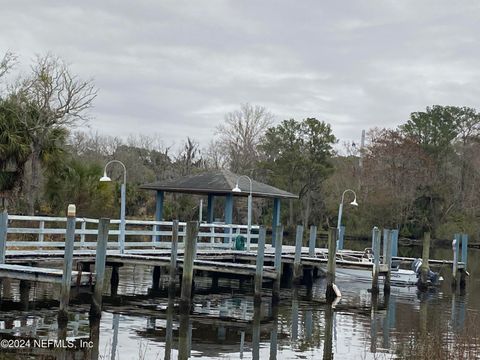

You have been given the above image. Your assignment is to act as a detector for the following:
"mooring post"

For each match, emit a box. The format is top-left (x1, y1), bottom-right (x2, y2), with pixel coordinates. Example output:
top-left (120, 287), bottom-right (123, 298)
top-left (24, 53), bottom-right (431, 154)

top-left (152, 266), bottom-right (161, 292)
top-left (391, 229), bottom-right (399, 258)
top-left (452, 234), bottom-right (460, 288)
top-left (460, 233), bottom-right (468, 288)
top-left (382, 229), bottom-right (389, 260)
top-left (309, 225), bottom-right (316, 257)
top-left (325, 227), bottom-right (338, 302)
top-left (371, 227), bottom-right (381, 294)
top-left (110, 266), bottom-right (119, 296)
top-left (169, 220), bottom-right (179, 297)
top-left (0, 211), bottom-right (7, 265)
top-left (254, 227), bottom-right (266, 304)
top-left (272, 225), bottom-right (283, 303)
top-left (293, 225), bottom-right (304, 282)
top-left (180, 221), bottom-right (198, 313)
top-left (384, 230), bottom-right (392, 294)
top-left (90, 218), bottom-right (110, 318)
top-left (58, 204), bottom-right (76, 324)
top-left (419, 232), bottom-right (431, 291)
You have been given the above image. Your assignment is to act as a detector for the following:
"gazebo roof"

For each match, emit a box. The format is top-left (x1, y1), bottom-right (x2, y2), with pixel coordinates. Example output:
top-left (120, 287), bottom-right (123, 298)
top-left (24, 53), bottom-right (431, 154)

top-left (140, 170), bottom-right (298, 199)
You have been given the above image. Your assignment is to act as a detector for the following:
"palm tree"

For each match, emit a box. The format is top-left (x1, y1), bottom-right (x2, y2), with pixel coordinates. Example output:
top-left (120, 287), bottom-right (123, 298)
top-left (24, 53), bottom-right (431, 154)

top-left (0, 96), bottom-right (31, 209)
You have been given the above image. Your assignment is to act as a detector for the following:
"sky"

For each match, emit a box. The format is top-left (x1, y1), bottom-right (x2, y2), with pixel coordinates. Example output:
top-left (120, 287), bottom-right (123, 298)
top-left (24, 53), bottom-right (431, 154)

top-left (1, 1), bottom-right (479, 149)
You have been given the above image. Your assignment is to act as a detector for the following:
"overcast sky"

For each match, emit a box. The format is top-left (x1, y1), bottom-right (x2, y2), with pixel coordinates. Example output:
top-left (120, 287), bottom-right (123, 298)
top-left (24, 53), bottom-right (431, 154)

top-left (1, 1), bottom-right (479, 149)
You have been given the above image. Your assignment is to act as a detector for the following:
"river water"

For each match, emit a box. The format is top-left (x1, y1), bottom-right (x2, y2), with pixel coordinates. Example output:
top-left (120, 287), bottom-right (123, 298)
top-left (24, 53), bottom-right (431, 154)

top-left (0, 241), bottom-right (479, 359)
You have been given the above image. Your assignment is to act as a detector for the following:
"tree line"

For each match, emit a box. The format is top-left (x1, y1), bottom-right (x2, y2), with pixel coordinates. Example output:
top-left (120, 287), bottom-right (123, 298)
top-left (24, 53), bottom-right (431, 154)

top-left (2, 53), bottom-right (480, 241)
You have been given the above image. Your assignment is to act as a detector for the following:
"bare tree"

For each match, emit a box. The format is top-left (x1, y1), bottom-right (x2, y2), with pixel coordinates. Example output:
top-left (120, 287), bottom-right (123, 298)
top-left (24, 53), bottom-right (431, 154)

top-left (18, 54), bottom-right (97, 214)
top-left (216, 103), bottom-right (274, 173)
top-left (0, 52), bottom-right (16, 81)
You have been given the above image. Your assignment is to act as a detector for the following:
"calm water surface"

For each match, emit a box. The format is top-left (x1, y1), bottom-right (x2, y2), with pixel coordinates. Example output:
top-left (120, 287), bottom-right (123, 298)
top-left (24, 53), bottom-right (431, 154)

top-left (0, 241), bottom-right (479, 359)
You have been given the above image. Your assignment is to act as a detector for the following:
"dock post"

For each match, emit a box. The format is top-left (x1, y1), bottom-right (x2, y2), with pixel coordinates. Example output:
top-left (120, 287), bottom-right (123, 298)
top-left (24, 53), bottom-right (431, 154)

top-left (460, 233), bottom-right (468, 288)
top-left (110, 266), bottom-right (119, 296)
top-left (371, 227), bottom-right (381, 294)
top-left (168, 220), bottom-right (179, 297)
top-left (309, 225), bottom-right (316, 257)
top-left (0, 211), bottom-right (7, 265)
top-left (391, 229), bottom-right (399, 257)
top-left (325, 227), bottom-right (338, 302)
top-left (254, 226), bottom-right (266, 304)
top-left (90, 218), bottom-right (110, 318)
top-left (180, 221), bottom-right (198, 313)
top-left (152, 266), bottom-right (161, 292)
top-left (452, 234), bottom-right (460, 288)
top-left (58, 204), bottom-right (76, 325)
top-left (383, 230), bottom-right (392, 294)
top-left (418, 232), bottom-right (431, 291)
top-left (272, 225), bottom-right (283, 303)
top-left (293, 225), bottom-right (304, 283)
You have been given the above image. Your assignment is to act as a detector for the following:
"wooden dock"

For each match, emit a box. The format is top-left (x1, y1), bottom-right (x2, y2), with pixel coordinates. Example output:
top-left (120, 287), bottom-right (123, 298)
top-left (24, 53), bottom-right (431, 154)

top-left (0, 209), bottom-right (471, 320)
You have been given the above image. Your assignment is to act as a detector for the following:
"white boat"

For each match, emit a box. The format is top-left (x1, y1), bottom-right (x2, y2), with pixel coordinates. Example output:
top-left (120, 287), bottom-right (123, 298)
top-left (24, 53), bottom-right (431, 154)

top-left (335, 249), bottom-right (443, 287)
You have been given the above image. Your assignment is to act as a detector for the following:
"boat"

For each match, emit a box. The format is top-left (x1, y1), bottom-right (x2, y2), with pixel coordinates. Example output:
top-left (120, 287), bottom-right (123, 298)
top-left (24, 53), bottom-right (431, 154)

top-left (335, 249), bottom-right (443, 286)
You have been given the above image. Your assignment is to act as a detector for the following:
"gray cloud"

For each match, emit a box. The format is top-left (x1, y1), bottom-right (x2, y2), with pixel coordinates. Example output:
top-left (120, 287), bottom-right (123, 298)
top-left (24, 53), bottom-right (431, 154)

top-left (1, 0), bottom-right (479, 148)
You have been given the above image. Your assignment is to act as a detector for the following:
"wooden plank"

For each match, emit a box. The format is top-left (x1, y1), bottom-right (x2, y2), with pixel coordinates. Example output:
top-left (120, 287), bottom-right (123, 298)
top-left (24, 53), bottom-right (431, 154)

top-left (0, 264), bottom-right (93, 285)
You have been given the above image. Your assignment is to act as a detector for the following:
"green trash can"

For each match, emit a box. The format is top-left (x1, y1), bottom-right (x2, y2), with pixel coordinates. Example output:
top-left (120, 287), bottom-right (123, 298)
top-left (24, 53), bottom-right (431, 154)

top-left (235, 235), bottom-right (246, 250)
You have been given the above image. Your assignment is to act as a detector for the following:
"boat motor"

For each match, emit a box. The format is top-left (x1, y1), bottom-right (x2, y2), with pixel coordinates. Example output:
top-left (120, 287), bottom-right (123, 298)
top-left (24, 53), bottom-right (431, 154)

top-left (411, 258), bottom-right (442, 285)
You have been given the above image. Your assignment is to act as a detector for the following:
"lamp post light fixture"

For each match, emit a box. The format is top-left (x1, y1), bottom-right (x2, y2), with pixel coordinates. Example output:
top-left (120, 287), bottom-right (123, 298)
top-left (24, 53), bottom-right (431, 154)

top-left (337, 189), bottom-right (358, 237)
top-left (232, 175), bottom-right (253, 251)
top-left (100, 160), bottom-right (127, 254)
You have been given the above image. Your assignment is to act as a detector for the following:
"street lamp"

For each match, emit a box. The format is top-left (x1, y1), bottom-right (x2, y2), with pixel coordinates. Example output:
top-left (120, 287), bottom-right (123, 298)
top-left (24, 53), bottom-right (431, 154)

top-left (337, 189), bottom-right (358, 248)
top-left (232, 175), bottom-right (253, 251)
top-left (100, 160), bottom-right (127, 254)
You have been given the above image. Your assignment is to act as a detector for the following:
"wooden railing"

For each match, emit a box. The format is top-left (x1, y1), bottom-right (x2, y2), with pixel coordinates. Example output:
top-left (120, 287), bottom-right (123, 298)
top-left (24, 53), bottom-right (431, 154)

top-left (4, 214), bottom-right (260, 250)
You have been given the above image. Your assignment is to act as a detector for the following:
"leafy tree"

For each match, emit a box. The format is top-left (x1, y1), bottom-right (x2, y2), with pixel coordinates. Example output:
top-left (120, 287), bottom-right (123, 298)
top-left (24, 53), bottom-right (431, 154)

top-left (0, 96), bottom-right (31, 209)
top-left (260, 118), bottom-right (336, 226)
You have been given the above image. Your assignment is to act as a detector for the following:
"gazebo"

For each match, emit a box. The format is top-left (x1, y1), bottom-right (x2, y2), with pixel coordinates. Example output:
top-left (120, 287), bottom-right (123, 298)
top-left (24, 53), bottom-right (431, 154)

top-left (140, 170), bottom-right (298, 241)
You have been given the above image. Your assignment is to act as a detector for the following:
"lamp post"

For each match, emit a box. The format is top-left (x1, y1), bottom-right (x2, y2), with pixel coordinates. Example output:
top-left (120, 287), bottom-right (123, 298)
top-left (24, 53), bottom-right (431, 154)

top-left (232, 175), bottom-right (253, 251)
top-left (337, 189), bottom-right (358, 249)
top-left (100, 160), bottom-right (127, 254)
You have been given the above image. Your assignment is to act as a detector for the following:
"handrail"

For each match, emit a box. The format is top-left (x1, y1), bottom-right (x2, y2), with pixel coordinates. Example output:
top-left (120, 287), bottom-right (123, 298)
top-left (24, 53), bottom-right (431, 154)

top-left (3, 213), bottom-right (261, 251)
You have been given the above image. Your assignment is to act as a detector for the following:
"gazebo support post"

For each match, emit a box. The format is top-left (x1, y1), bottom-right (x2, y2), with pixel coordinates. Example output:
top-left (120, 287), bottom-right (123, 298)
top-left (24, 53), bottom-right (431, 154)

top-left (155, 190), bottom-right (164, 242)
top-left (224, 194), bottom-right (233, 244)
top-left (272, 198), bottom-right (281, 247)
top-left (207, 194), bottom-right (215, 223)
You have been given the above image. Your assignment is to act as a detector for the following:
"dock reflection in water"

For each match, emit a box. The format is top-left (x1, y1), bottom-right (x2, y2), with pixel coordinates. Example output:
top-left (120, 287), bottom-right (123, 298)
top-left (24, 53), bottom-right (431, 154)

top-left (0, 253), bottom-right (478, 359)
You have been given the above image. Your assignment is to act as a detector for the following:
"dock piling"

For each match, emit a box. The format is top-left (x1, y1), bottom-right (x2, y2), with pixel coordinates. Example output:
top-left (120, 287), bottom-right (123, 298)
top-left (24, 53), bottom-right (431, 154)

top-left (168, 220), bottom-right (179, 297)
top-left (419, 232), bottom-right (431, 291)
top-left (58, 204), bottom-right (77, 324)
top-left (325, 227), bottom-right (338, 302)
top-left (152, 266), bottom-right (161, 291)
top-left (110, 265), bottom-right (119, 296)
top-left (293, 225), bottom-right (304, 282)
top-left (452, 234), bottom-right (460, 287)
top-left (0, 211), bottom-right (7, 265)
top-left (309, 225), bottom-right (317, 257)
top-left (460, 233), bottom-right (468, 289)
top-left (90, 218), bottom-right (110, 318)
top-left (272, 225), bottom-right (283, 303)
top-left (384, 229), bottom-right (392, 294)
top-left (254, 226), bottom-right (266, 304)
top-left (371, 227), bottom-right (381, 294)
top-left (180, 221), bottom-right (199, 313)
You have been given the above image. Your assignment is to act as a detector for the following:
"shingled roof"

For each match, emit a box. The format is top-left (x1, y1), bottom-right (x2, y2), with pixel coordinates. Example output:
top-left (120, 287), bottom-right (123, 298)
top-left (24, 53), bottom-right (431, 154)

top-left (140, 170), bottom-right (298, 199)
